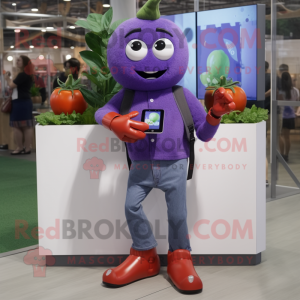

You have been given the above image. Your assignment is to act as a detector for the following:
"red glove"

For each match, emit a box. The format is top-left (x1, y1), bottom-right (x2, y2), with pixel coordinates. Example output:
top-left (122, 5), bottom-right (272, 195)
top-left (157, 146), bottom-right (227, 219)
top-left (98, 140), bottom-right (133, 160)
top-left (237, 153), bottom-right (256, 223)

top-left (102, 111), bottom-right (149, 143)
top-left (206, 87), bottom-right (236, 126)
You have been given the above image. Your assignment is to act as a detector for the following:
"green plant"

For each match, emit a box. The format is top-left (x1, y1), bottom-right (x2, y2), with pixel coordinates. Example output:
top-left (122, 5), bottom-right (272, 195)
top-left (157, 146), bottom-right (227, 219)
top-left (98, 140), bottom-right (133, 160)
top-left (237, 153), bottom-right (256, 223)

top-left (30, 85), bottom-right (40, 97)
top-left (55, 74), bottom-right (86, 95)
top-left (220, 105), bottom-right (269, 123)
top-left (35, 107), bottom-right (99, 125)
top-left (203, 104), bottom-right (268, 123)
top-left (36, 8), bottom-right (126, 125)
top-left (79, 106), bottom-right (98, 125)
top-left (75, 8), bottom-right (127, 108)
top-left (35, 111), bottom-right (82, 125)
top-left (205, 76), bottom-right (239, 94)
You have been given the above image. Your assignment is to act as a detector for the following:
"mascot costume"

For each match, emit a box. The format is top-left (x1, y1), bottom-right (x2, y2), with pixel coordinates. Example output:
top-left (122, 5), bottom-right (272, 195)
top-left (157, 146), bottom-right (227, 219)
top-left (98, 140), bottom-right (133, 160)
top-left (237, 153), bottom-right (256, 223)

top-left (95, 0), bottom-right (235, 294)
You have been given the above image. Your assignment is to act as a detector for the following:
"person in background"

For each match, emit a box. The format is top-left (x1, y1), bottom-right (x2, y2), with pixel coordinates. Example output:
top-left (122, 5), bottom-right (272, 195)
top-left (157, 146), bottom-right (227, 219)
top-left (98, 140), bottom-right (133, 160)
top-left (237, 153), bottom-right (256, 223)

top-left (0, 79), bottom-right (8, 150)
top-left (279, 72), bottom-right (299, 162)
top-left (34, 74), bottom-right (47, 104)
top-left (53, 60), bottom-right (68, 90)
top-left (4, 56), bottom-right (33, 155)
top-left (265, 61), bottom-right (282, 186)
top-left (292, 76), bottom-right (299, 99)
top-left (293, 77), bottom-right (300, 117)
top-left (279, 63), bottom-right (289, 77)
top-left (279, 64), bottom-right (300, 117)
top-left (265, 61), bottom-right (282, 111)
top-left (0, 72), bottom-right (13, 151)
top-left (297, 106), bottom-right (300, 117)
top-left (53, 58), bottom-right (81, 90)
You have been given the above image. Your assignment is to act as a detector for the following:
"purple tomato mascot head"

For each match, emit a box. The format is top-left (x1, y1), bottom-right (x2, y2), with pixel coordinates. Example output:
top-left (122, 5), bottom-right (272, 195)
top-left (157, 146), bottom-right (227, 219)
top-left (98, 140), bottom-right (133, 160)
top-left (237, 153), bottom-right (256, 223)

top-left (107, 0), bottom-right (189, 91)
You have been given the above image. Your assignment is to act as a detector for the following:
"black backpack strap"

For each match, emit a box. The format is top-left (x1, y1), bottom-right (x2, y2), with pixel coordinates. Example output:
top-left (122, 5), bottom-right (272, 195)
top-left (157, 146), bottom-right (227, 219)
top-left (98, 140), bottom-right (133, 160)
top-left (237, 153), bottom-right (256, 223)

top-left (172, 85), bottom-right (195, 180)
top-left (120, 89), bottom-right (136, 170)
top-left (120, 89), bottom-right (135, 115)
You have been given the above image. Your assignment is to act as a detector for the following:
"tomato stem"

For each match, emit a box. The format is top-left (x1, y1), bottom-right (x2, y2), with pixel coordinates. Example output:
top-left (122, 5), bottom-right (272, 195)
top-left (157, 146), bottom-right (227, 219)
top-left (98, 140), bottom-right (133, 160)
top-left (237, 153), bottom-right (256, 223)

top-left (205, 76), bottom-right (240, 95)
top-left (55, 74), bottom-right (86, 98)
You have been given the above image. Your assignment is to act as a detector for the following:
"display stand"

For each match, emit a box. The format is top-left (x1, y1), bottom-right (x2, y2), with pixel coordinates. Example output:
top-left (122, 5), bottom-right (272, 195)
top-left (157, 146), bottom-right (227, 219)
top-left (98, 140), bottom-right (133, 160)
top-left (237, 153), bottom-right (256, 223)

top-left (36, 122), bottom-right (266, 266)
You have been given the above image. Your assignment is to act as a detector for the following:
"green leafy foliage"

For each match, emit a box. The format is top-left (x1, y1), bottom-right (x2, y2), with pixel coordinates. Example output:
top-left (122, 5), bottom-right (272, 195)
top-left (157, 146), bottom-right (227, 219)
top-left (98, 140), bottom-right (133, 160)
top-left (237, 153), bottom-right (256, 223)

top-left (30, 85), bottom-right (40, 97)
top-left (266, 18), bottom-right (300, 39)
top-left (85, 32), bottom-right (103, 57)
top-left (75, 8), bottom-right (127, 108)
top-left (109, 18), bottom-right (128, 33)
top-left (35, 111), bottom-right (82, 125)
top-left (35, 106), bottom-right (98, 126)
top-left (37, 8), bottom-right (127, 126)
top-left (55, 74), bottom-right (86, 97)
top-left (220, 105), bottom-right (269, 124)
top-left (80, 88), bottom-right (105, 107)
top-left (79, 105), bottom-right (98, 125)
top-left (205, 76), bottom-right (240, 95)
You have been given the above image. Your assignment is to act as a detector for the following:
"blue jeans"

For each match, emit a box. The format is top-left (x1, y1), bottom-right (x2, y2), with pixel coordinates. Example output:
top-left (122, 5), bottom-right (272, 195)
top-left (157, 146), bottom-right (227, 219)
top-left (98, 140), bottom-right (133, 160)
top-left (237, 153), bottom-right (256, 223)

top-left (125, 159), bottom-right (192, 252)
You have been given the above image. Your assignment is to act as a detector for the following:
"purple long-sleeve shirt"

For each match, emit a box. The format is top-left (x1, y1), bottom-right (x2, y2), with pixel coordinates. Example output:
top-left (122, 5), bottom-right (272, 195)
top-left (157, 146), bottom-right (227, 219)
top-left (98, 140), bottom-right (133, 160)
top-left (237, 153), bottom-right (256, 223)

top-left (95, 87), bottom-right (219, 161)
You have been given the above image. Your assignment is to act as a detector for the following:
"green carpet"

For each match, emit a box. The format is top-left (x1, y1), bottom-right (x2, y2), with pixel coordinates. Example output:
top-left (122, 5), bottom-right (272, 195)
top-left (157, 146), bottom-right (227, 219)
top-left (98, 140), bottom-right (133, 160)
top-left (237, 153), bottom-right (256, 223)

top-left (0, 156), bottom-right (38, 253)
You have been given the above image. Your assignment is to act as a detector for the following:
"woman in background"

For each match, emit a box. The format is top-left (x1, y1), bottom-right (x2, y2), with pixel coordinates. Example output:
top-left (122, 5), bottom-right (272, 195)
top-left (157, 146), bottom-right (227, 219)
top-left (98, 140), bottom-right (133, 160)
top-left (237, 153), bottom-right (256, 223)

top-left (4, 56), bottom-right (33, 155)
top-left (279, 72), bottom-right (300, 162)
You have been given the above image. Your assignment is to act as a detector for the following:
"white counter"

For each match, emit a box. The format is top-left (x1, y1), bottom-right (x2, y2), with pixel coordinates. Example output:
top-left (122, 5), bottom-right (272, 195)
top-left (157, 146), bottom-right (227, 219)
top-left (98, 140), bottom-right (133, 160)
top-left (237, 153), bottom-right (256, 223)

top-left (36, 122), bottom-right (266, 264)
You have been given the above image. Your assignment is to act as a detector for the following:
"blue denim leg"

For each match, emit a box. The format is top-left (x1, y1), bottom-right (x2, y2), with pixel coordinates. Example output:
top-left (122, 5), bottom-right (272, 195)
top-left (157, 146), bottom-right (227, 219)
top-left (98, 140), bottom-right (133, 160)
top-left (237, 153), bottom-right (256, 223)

top-left (125, 161), bottom-right (158, 251)
top-left (156, 159), bottom-right (192, 252)
top-left (125, 159), bottom-right (191, 252)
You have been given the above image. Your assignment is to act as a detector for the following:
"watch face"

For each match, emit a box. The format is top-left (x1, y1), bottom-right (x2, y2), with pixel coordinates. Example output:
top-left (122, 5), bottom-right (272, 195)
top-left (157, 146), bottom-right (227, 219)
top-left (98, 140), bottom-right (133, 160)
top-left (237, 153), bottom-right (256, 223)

top-left (141, 109), bottom-right (164, 134)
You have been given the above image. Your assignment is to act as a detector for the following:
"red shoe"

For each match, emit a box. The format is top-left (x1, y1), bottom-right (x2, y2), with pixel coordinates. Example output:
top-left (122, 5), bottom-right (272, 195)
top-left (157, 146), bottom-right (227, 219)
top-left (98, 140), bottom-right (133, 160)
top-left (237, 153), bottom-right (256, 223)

top-left (102, 247), bottom-right (160, 287)
top-left (167, 249), bottom-right (203, 294)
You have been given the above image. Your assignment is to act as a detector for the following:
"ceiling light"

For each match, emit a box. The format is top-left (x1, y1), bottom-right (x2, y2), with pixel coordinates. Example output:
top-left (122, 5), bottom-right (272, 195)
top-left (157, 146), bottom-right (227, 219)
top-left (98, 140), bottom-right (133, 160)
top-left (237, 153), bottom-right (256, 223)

top-left (70, 46), bottom-right (74, 49)
top-left (41, 29), bottom-right (46, 32)
top-left (66, 54), bottom-right (72, 60)
top-left (103, 0), bottom-right (110, 7)
top-left (39, 55), bottom-right (44, 60)
top-left (69, 26), bottom-right (75, 29)
top-left (14, 29), bottom-right (21, 33)
top-left (30, 45), bottom-right (34, 48)
top-left (64, 0), bottom-right (71, 1)
top-left (47, 27), bottom-right (54, 29)
top-left (31, 8), bottom-right (38, 12)
top-left (12, 3), bottom-right (16, 6)
top-left (7, 56), bottom-right (13, 61)
top-left (10, 45), bottom-right (14, 49)
top-left (53, 46), bottom-right (58, 49)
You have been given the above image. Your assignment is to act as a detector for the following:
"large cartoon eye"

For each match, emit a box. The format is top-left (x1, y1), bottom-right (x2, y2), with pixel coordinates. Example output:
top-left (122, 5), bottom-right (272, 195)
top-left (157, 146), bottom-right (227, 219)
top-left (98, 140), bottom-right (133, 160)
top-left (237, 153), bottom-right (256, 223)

top-left (126, 39), bottom-right (148, 61)
top-left (152, 38), bottom-right (174, 60)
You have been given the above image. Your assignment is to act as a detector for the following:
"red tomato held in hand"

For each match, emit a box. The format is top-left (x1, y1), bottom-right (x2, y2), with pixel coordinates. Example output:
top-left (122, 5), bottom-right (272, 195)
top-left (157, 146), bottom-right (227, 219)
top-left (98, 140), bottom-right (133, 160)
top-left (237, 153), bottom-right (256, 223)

top-left (50, 89), bottom-right (88, 115)
top-left (205, 86), bottom-right (247, 113)
top-left (205, 76), bottom-right (247, 114)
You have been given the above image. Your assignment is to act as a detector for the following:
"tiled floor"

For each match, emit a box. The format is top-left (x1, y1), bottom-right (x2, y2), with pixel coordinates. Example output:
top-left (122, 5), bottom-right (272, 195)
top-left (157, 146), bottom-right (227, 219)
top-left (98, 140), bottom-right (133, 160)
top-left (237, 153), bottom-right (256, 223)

top-left (0, 149), bottom-right (36, 162)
